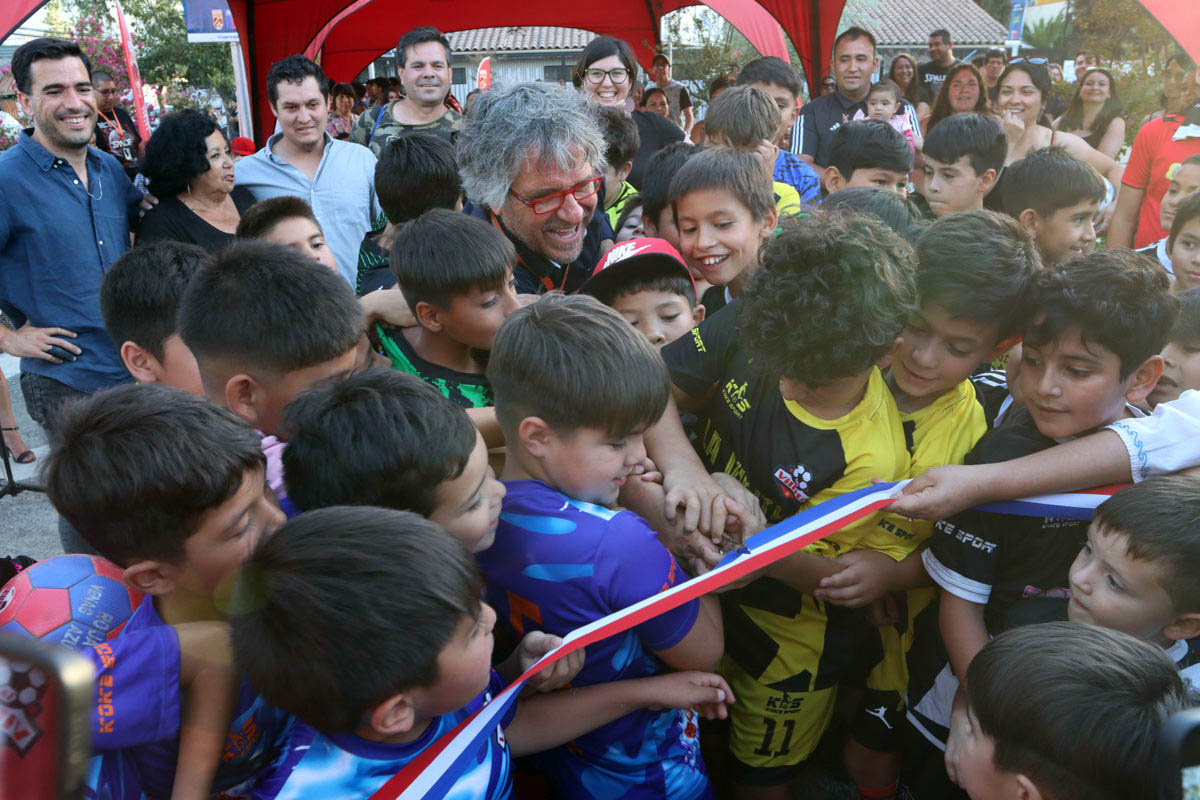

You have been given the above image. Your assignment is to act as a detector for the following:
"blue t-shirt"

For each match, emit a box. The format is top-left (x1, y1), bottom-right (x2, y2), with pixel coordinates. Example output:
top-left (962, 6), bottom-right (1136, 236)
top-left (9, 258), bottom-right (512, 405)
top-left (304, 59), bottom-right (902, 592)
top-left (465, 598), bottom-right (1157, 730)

top-left (252, 670), bottom-right (515, 800)
top-left (475, 479), bottom-right (710, 800)
top-left (83, 595), bottom-right (291, 799)
top-left (773, 149), bottom-right (821, 207)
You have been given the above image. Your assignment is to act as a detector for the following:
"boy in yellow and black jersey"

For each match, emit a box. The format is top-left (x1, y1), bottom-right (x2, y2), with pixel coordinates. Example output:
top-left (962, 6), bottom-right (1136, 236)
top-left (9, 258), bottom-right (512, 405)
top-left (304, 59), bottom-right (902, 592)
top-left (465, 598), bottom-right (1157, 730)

top-left (660, 210), bottom-right (916, 796)
top-left (812, 211), bottom-right (1040, 800)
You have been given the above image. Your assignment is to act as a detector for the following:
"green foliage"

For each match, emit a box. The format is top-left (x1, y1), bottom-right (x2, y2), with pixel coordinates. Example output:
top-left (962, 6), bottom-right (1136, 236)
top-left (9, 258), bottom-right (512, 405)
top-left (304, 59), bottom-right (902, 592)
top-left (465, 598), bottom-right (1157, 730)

top-left (1022, 15), bottom-right (1073, 59)
top-left (63, 0), bottom-right (233, 100)
top-left (978, 0), bottom-right (1013, 26)
top-left (1071, 0), bottom-right (1177, 69)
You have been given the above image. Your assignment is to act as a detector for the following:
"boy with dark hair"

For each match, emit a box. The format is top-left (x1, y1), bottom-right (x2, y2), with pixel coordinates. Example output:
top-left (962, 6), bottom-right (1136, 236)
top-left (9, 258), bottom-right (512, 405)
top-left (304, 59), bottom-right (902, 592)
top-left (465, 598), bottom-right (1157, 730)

top-left (669, 147), bottom-right (779, 315)
top-left (640, 140), bottom-right (701, 249)
top-left (1149, 286), bottom-right (1200, 407)
top-left (1000, 146), bottom-right (1106, 265)
top-left (178, 240), bottom-right (365, 509)
top-left (917, 250), bottom-right (1174, 772)
top-left (1136, 152), bottom-right (1200, 275)
top-left (478, 293), bottom-right (727, 799)
top-left (281, 369), bottom-right (584, 691)
top-left (1067, 476), bottom-right (1200, 687)
top-left (920, 113), bottom-right (1006, 216)
top-left (702, 85), bottom-right (813, 212)
top-left (595, 106), bottom-right (641, 228)
top-left (234, 505), bottom-right (733, 799)
top-left (952, 622), bottom-right (1186, 800)
top-left (99, 240), bottom-right (206, 395)
top-left (1169, 189), bottom-right (1200, 292)
top-left (650, 210), bottom-right (917, 796)
top-left (235, 195), bottom-right (340, 274)
top-left (579, 237), bottom-right (705, 350)
top-left (823, 211), bottom-right (1038, 800)
top-left (736, 56), bottom-right (818, 199)
top-left (376, 209), bottom-right (519, 408)
top-left (375, 130), bottom-right (462, 225)
top-left (283, 369), bottom-right (502, 549)
top-left (42, 383), bottom-right (290, 800)
top-left (824, 119), bottom-right (913, 197)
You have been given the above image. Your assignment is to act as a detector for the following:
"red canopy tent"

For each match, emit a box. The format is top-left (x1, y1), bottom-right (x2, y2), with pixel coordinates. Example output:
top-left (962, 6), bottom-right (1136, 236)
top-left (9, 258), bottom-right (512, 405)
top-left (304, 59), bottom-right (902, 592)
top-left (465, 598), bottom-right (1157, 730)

top-left (222, 0), bottom-right (842, 144)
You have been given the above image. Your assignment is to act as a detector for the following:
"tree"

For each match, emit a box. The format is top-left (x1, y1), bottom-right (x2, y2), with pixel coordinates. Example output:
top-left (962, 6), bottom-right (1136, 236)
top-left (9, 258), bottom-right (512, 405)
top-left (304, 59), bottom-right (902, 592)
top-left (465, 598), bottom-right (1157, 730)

top-left (64, 0), bottom-right (233, 101)
top-left (1070, 0), bottom-right (1176, 67)
top-left (1022, 15), bottom-right (1073, 60)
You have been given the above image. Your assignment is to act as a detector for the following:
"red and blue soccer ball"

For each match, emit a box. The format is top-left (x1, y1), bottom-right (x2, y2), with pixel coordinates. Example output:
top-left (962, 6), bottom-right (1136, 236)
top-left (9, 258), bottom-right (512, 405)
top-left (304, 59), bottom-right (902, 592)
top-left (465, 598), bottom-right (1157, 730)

top-left (0, 555), bottom-right (143, 649)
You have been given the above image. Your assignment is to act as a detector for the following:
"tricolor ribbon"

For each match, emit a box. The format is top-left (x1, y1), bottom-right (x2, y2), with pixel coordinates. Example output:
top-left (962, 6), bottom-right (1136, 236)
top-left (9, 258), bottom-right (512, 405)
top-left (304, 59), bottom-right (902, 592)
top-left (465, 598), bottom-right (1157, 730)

top-left (370, 480), bottom-right (1125, 800)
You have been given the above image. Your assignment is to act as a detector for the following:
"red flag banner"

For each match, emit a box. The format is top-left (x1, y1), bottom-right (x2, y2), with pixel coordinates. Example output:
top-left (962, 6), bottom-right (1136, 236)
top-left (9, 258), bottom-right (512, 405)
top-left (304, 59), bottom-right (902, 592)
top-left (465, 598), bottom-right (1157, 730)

top-left (476, 57), bottom-right (492, 91)
top-left (1138, 0), bottom-right (1200, 64)
top-left (111, 0), bottom-right (150, 142)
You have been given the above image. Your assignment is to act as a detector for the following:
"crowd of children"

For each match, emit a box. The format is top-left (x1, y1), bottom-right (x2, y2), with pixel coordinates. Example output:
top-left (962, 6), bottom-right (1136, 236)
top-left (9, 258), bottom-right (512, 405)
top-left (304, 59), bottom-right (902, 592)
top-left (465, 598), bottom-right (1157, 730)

top-left (10, 39), bottom-right (1200, 800)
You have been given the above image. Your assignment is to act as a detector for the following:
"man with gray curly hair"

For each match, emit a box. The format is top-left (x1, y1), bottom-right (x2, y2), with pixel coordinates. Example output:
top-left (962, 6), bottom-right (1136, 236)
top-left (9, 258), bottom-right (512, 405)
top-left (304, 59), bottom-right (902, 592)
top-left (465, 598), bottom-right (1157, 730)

top-left (459, 82), bottom-right (611, 294)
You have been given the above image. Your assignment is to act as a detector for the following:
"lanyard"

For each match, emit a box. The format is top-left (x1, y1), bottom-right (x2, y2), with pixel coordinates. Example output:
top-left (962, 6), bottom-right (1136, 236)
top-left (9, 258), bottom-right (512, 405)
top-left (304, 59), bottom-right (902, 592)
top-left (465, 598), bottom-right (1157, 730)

top-left (97, 108), bottom-right (126, 140)
top-left (489, 212), bottom-right (566, 292)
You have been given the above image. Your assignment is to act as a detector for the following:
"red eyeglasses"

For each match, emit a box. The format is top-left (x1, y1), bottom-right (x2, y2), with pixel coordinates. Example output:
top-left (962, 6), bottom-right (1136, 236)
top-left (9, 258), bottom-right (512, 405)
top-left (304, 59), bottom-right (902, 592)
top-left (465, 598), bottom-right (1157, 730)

top-left (509, 175), bottom-right (603, 215)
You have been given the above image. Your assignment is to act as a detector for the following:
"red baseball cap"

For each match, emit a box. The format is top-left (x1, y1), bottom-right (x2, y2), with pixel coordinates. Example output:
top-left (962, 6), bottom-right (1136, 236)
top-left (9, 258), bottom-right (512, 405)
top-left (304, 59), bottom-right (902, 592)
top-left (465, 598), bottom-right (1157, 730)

top-left (230, 136), bottom-right (256, 156)
top-left (580, 237), bottom-right (697, 301)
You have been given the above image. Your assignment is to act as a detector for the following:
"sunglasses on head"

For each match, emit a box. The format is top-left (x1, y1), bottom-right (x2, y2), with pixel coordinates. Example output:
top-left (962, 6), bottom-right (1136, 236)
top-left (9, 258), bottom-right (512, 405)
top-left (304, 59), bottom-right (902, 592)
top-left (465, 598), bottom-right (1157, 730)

top-left (1010, 57), bottom-right (1048, 65)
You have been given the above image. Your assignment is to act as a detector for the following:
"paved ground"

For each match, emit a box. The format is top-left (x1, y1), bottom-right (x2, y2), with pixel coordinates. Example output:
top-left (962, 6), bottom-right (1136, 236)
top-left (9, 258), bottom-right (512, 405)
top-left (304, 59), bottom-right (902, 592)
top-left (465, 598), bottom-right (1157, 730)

top-left (0, 353), bottom-right (61, 562)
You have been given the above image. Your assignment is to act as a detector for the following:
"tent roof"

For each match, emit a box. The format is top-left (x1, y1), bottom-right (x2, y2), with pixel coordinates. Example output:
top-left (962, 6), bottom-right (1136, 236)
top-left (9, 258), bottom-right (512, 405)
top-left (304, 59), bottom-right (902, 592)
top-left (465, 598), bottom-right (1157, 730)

top-left (447, 26), bottom-right (597, 54)
top-left (844, 0), bottom-right (1006, 47)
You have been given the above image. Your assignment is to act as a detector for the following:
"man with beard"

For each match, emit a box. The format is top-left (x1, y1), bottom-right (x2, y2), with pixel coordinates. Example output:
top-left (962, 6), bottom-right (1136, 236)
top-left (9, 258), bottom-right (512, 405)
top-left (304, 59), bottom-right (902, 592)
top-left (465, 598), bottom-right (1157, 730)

top-left (0, 38), bottom-right (144, 549)
top-left (352, 26), bottom-right (461, 155)
top-left (458, 83), bottom-right (610, 295)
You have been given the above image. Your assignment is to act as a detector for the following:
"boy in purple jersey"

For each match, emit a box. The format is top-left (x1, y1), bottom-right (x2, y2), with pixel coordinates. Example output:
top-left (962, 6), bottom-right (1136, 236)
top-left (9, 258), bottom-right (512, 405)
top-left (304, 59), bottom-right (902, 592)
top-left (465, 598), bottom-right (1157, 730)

top-left (477, 293), bottom-right (727, 800)
top-left (232, 506), bottom-right (735, 800)
top-left (41, 383), bottom-right (291, 799)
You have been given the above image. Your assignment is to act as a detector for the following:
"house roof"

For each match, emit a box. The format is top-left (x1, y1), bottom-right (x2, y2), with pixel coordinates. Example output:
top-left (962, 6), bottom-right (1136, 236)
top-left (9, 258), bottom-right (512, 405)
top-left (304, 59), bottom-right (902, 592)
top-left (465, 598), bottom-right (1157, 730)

top-left (448, 26), bottom-right (597, 54)
top-left (842, 0), bottom-right (1007, 47)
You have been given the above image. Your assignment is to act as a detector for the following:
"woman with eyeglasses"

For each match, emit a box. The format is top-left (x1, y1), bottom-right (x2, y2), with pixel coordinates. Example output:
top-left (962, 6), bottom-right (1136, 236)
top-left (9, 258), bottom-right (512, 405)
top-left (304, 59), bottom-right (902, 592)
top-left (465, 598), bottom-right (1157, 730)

top-left (1053, 67), bottom-right (1125, 160)
top-left (1109, 55), bottom-right (1200, 249)
top-left (572, 37), bottom-right (685, 189)
top-left (993, 61), bottom-right (1124, 210)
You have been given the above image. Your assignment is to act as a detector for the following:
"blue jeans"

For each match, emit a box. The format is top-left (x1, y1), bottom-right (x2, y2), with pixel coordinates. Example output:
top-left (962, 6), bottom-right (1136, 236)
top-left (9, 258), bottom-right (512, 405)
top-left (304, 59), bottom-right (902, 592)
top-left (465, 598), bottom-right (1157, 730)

top-left (20, 371), bottom-right (96, 555)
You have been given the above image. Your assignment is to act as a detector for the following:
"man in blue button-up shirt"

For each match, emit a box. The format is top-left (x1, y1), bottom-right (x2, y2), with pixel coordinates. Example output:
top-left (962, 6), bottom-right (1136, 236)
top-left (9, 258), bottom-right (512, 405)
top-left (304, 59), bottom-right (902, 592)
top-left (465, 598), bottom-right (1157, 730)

top-left (235, 55), bottom-right (379, 289)
top-left (0, 38), bottom-right (142, 547)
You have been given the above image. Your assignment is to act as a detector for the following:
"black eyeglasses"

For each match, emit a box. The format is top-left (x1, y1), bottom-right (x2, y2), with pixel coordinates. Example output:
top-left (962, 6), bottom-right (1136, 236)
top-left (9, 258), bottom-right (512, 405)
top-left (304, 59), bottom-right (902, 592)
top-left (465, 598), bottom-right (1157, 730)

top-left (585, 68), bottom-right (629, 85)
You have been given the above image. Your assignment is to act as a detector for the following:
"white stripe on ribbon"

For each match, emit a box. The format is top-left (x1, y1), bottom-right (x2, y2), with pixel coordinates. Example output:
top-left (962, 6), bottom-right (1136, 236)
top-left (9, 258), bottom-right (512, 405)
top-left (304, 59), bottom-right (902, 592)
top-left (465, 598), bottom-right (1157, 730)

top-left (372, 479), bottom-right (1127, 799)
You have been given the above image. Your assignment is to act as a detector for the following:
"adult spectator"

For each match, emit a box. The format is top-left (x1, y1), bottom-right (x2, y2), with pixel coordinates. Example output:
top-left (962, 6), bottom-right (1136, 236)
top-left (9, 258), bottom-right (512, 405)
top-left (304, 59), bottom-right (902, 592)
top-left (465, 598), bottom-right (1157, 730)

top-left (641, 86), bottom-right (670, 118)
top-left (923, 61), bottom-right (992, 134)
top-left (1110, 56), bottom-right (1200, 249)
top-left (817, 75), bottom-right (837, 96)
top-left (919, 29), bottom-right (957, 101)
top-left (1073, 51), bottom-right (1099, 81)
top-left (91, 69), bottom-right (141, 180)
top-left (1053, 67), bottom-right (1125, 160)
top-left (649, 53), bottom-right (693, 134)
top-left (572, 36), bottom-right (684, 189)
top-left (458, 82), bottom-right (608, 294)
top-left (889, 52), bottom-right (931, 127)
top-left (796, 26), bottom-right (878, 168)
top-left (351, 27), bottom-right (460, 154)
top-left (236, 55), bottom-right (379, 288)
top-left (0, 38), bottom-right (143, 550)
top-left (982, 47), bottom-right (1006, 102)
top-left (138, 109), bottom-right (256, 248)
top-left (364, 77), bottom-right (386, 108)
top-left (350, 80), bottom-right (367, 114)
top-left (326, 82), bottom-right (358, 140)
top-left (1143, 52), bottom-right (1194, 125)
top-left (992, 60), bottom-right (1124, 209)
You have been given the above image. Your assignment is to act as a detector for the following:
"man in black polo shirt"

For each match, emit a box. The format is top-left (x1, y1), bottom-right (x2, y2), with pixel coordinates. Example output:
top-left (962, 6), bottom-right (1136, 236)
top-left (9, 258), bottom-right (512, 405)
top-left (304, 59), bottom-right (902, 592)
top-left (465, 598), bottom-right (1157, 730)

top-left (918, 29), bottom-right (957, 101)
top-left (796, 27), bottom-right (879, 170)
